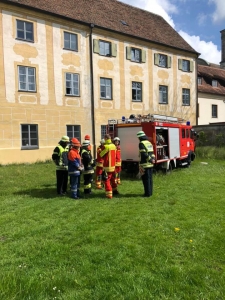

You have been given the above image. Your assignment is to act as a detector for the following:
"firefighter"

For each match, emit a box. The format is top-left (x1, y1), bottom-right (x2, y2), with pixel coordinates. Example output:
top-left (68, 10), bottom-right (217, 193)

top-left (137, 131), bottom-right (155, 197)
top-left (81, 140), bottom-right (95, 196)
top-left (100, 134), bottom-right (118, 199)
top-left (95, 139), bottom-right (105, 189)
top-left (68, 138), bottom-right (83, 199)
top-left (113, 137), bottom-right (122, 185)
top-left (52, 135), bottom-right (70, 196)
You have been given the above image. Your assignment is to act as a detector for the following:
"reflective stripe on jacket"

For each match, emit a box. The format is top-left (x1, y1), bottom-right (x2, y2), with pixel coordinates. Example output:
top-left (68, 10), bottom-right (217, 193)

top-left (53, 144), bottom-right (68, 170)
top-left (115, 145), bottom-right (122, 167)
top-left (139, 140), bottom-right (155, 168)
top-left (100, 139), bottom-right (116, 172)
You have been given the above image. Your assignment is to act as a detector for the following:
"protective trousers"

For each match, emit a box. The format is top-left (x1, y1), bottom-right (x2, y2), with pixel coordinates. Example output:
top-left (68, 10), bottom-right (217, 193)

top-left (141, 167), bottom-right (153, 197)
top-left (104, 172), bottom-right (117, 199)
top-left (95, 166), bottom-right (103, 189)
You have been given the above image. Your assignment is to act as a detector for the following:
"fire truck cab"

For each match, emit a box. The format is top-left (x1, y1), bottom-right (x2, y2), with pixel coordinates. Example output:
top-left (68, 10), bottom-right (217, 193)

top-left (107, 114), bottom-right (197, 173)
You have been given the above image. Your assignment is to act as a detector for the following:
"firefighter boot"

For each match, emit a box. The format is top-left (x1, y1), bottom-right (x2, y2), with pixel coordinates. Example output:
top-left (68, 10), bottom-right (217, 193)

top-left (96, 175), bottom-right (103, 189)
top-left (117, 172), bottom-right (121, 185)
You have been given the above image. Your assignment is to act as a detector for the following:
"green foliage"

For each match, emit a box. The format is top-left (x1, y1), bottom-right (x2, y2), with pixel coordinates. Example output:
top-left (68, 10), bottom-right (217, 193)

top-left (0, 160), bottom-right (225, 299)
top-left (195, 146), bottom-right (225, 159)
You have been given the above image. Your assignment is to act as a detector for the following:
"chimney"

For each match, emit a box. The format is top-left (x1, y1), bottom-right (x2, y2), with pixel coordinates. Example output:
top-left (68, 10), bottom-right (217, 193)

top-left (220, 29), bottom-right (225, 69)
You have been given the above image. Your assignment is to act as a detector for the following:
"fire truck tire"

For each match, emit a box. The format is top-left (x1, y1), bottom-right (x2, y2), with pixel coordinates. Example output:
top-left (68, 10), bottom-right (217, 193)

top-left (164, 162), bottom-right (172, 175)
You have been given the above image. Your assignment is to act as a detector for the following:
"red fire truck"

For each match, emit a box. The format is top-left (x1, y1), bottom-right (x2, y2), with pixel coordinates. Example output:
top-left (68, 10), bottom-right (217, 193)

top-left (107, 114), bottom-right (198, 173)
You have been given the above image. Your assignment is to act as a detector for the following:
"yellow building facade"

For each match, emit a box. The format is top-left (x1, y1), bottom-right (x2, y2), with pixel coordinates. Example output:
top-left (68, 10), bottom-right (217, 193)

top-left (0, 2), bottom-right (198, 164)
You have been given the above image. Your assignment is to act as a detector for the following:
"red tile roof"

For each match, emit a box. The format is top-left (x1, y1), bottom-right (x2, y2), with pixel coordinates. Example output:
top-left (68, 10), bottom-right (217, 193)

top-left (198, 65), bottom-right (225, 95)
top-left (5, 0), bottom-right (198, 54)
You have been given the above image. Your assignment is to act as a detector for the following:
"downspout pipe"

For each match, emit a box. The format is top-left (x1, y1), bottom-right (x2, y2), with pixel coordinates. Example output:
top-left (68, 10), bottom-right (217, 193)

top-left (89, 23), bottom-right (96, 158)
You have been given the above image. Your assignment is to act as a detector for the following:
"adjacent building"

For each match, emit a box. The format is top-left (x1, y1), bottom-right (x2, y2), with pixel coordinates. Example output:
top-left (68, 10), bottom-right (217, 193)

top-left (0, 0), bottom-right (198, 164)
top-left (197, 30), bottom-right (225, 125)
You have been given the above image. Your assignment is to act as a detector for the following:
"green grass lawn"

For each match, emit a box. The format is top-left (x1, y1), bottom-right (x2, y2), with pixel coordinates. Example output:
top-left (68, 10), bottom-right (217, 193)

top-left (0, 158), bottom-right (225, 300)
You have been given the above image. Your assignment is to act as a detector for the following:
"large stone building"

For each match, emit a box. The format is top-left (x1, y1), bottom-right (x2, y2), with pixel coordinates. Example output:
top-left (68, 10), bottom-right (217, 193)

top-left (0, 0), bottom-right (198, 164)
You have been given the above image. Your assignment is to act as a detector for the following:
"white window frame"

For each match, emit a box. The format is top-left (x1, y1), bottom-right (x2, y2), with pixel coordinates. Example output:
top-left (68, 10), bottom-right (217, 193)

top-left (101, 125), bottom-right (107, 139)
top-left (159, 85), bottom-right (168, 104)
top-left (99, 40), bottom-right (111, 56)
top-left (66, 125), bottom-right (81, 140)
top-left (131, 48), bottom-right (141, 62)
top-left (182, 88), bottom-right (190, 106)
top-left (198, 77), bottom-right (202, 85)
top-left (16, 20), bottom-right (34, 42)
top-left (64, 32), bottom-right (78, 51)
top-left (100, 78), bottom-right (112, 99)
top-left (18, 66), bottom-right (36, 92)
top-left (212, 105), bottom-right (218, 118)
top-left (132, 81), bottom-right (142, 102)
top-left (21, 124), bottom-right (38, 149)
top-left (182, 60), bottom-right (190, 72)
top-left (65, 73), bottom-right (80, 96)
top-left (159, 54), bottom-right (167, 68)
top-left (212, 80), bottom-right (218, 87)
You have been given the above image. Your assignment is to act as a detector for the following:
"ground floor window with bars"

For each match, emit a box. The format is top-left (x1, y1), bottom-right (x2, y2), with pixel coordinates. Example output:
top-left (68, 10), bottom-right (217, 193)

top-left (21, 124), bottom-right (38, 149)
top-left (66, 125), bottom-right (81, 141)
top-left (212, 105), bottom-right (218, 118)
top-left (101, 125), bottom-right (107, 139)
top-left (182, 88), bottom-right (190, 106)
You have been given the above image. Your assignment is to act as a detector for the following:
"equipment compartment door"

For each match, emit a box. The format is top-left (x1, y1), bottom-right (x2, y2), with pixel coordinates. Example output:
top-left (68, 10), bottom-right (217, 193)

top-left (168, 128), bottom-right (180, 158)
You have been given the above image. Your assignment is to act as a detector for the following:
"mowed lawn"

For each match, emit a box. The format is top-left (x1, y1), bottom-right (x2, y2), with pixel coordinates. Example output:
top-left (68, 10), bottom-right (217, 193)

top-left (0, 158), bottom-right (225, 300)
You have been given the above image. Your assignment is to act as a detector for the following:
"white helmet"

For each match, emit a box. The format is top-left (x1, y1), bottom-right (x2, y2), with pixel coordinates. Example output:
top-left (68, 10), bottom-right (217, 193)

top-left (113, 137), bottom-right (120, 141)
top-left (100, 139), bottom-right (105, 144)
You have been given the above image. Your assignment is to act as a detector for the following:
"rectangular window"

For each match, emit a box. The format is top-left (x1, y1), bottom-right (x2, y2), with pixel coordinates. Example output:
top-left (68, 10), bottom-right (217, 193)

top-left (212, 80), bottom-right (218, 87)
top-left (159, 85), bottom-right (168, 104)
top-left (182, 88), bottom-right (190, 106)
top-left (99, 40), bottom-right (111, 56)
top-left (198, 77), bottom-right (202, 85)
top-left (66, 125), bottom-right (81, 140)
top-left (182, 60), bottom-right (190, 72)
top-left (65, 73), bottom-right (79, 96)
top-left (18, 66), bottom-right (36, 92)
top-left (131, 48), bottom-right (141, 62)
top-left (100, 78), bottom-right (112, 99)
top-left (21, 124), bottom-right (38, 149)
top-left (64, 32), bottom-right (78, 51)
top-left (159, 54), bottom-right (167, 67)
top-left (132, 82), bottom-right (142, 102)
top-left (16, 20), bottom-right (34, 42)
top-left (101, 125), bottom-right (107, 139)
top-left (212, 105), bottom-right (218, 118)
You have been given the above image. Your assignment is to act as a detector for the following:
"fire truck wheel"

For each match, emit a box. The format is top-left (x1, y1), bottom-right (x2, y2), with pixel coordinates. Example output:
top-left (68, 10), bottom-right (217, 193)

top-left (164, 162), bottom-right (172, 175)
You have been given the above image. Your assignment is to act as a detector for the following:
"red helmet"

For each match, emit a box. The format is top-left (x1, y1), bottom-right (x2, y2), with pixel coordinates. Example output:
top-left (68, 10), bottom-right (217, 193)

top-left (84, 134), bottom-right (90, 140)
top-left (71, 138), bottom-right (81, 147)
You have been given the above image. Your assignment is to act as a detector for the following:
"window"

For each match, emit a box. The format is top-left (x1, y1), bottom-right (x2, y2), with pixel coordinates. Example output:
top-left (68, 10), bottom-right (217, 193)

top-left (212, 105), bottom-right (218, 118)
top-left (93, 39), bottom-right (117, 57)
top-left (21, 124), bottom-right (38, 149)
top-left (212, 80), bottom-right (218, 87)
top-left (16, 20), bottom-right (34, 42)
top-left (132, 82), bottom-right (142, 102)
top-left (99, 40), bottom-right (111, 56)
top-left (100, 78), bottom-right (112, 99)
top-left (66, 125), bottom-right (81, 140)
top-left (101, 125), bottom-right (107, 139)
top-left (18, 66), bottom-right (36, 92)
top-left (159, 85), bottom-right (168, 104)
top-left (178, 59), bottom-right (193, 72)
top-left (126, 47), bottom-right (146, 63)
top-left (198, 77), bottom-right (202, 85)
top-left (65, 73), bottom-right (79, 96)
top-left (182, 88), bottom-right (190, 106)
top-left (64, 32), bottom-right (78, 51)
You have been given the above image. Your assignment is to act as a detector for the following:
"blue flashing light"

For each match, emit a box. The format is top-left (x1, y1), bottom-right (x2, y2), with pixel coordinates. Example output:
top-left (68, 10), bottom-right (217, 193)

top-left (122, 116), bottom-right (126, 122)
top-left (186, 121), bottom-right (190, 126)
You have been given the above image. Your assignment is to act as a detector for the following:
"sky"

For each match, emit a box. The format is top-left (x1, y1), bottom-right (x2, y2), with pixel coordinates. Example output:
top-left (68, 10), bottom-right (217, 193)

top-left (119, 0), bottom-right (225, 64)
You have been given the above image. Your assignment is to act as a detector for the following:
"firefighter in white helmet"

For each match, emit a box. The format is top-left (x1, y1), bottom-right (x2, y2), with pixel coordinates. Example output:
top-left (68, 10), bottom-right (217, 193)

top-left (137, 131), bottom-right (155, 197)
top-left (113, 137), bottom-right (122, 185)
